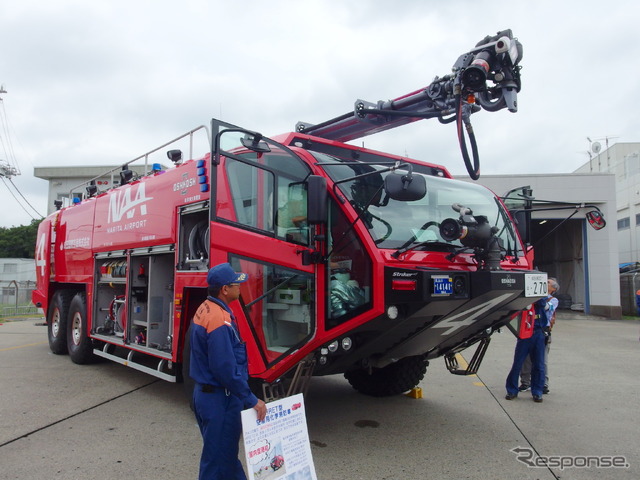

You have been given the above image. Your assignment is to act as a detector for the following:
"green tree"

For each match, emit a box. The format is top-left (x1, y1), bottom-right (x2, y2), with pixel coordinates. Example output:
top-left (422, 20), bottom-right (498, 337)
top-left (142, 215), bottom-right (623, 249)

top-left (0, 219), bottom-right (42, 258)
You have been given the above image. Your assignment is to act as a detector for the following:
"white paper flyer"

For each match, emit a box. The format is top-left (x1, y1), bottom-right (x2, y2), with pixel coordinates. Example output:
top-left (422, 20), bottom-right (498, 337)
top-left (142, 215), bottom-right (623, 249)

top-left (241, 393), bottom-right (317, 480)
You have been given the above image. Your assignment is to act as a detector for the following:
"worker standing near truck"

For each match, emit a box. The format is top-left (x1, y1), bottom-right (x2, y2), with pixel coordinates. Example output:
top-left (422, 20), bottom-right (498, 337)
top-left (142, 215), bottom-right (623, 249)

top-left (505, 278), bottom-right (558, 403)
top-left (190, 263), bottom-right (267, 480)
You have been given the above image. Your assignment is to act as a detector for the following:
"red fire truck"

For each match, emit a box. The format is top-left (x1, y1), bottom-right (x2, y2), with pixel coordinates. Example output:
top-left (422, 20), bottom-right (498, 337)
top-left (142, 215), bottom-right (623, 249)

top-left (33, 30), bottom-right (547, 398)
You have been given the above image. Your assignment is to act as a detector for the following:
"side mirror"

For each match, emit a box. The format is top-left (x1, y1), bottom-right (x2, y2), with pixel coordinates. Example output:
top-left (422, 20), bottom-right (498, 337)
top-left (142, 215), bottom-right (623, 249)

top-left (512, 211), bottom-right (530, 245)
top-left (383, 171), bottom-right (426, 201)
top-left (586, 210), bottom-right (606, 230)
top-left (307, 175), bottom-right (328, 224)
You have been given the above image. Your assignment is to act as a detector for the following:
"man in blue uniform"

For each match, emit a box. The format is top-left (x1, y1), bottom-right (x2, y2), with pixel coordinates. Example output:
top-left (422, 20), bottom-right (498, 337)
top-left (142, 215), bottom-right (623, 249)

top-left (190, 263), bottom-right (267, 479)
top-left (505, 278), bottom-right (557, 403)
top-left (519, 278), bottom-right (559, 394)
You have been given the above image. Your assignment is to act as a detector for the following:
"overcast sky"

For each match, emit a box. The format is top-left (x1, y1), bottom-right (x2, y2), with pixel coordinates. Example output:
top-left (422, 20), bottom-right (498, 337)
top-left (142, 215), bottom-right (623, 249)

top-left (1, 0), bottom-right (639, 228)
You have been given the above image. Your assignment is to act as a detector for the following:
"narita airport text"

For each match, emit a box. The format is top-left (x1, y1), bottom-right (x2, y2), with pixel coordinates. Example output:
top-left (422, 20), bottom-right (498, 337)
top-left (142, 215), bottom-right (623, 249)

top-left (107, 219), bottom-right (148, 233)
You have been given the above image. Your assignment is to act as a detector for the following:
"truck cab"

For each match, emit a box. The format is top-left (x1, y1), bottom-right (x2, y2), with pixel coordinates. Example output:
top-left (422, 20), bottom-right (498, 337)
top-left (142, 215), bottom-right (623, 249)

top-left (208, 124), bottom-right (545, 397)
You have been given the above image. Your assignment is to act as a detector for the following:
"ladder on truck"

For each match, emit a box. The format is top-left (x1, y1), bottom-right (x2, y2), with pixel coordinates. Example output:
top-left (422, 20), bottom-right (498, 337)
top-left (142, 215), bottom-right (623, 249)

top-left (262, 354), bottom-right (317, 402)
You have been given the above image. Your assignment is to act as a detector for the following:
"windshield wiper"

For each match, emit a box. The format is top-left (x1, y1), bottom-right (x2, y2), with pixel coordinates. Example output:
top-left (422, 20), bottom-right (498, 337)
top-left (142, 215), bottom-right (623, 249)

top-left (391, 240), bottom-right (457, 258)
top-left (391, 220), bottom-right (441, 258)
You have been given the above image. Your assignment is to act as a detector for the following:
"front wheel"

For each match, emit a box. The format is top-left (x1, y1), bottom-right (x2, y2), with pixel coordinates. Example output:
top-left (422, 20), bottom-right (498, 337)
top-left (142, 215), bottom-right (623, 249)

top-left (344, 356), bottom-right (428, 397)
top-left (67, 293), bottom-right (97, 364)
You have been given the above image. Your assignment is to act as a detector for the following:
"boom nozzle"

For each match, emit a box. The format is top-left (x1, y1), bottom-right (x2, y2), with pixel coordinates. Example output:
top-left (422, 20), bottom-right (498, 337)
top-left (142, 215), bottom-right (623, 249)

top-left (296, 29), bottom-right (523, 180)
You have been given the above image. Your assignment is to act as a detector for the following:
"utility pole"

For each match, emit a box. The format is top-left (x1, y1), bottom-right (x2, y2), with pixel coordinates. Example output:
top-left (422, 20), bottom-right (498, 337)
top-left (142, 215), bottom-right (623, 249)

top-left (0, 84), bottom-right (19, 179)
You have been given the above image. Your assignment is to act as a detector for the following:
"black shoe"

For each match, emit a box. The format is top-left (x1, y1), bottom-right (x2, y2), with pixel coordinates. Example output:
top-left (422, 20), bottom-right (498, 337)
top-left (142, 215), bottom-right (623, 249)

top-left (518, 384), bottom-right (530, 392)
top-left (505, 393), bottom-right (518, 400)
top-left (543, 386), bottom-right (549, 394)
top-left (533, 395), bottom-right (543, 403)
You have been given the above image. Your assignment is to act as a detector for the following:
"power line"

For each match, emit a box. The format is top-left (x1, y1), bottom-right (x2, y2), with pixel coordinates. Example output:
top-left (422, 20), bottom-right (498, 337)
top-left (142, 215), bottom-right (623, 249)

top-left (0, 177), bottom-right (38, 221)
top-left (7, 177), bottom-right (43, 218)
top-left (0, 85), bottom-right (43, 222)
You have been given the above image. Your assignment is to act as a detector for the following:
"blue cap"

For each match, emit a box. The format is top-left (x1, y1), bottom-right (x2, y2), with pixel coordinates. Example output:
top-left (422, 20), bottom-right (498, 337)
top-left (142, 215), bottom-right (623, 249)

top-left (207, 263), bottom-right (248, 288)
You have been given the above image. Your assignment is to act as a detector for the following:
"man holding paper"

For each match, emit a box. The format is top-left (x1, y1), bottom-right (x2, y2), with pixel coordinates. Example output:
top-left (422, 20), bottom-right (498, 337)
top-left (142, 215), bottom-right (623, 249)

top-left (190, 262), bottom-right (267, 480)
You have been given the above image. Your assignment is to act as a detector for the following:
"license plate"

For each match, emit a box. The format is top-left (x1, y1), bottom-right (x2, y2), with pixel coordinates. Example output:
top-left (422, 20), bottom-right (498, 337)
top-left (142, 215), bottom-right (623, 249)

top-left (433, 275), bottom-right (452, 296)
top-left (525, 273), bottom-right (548, 297)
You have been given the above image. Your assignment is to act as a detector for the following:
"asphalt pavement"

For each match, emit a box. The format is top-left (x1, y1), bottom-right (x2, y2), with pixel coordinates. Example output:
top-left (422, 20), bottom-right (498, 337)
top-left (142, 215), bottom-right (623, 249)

top-left (1, 311), bottom-right (638, 480)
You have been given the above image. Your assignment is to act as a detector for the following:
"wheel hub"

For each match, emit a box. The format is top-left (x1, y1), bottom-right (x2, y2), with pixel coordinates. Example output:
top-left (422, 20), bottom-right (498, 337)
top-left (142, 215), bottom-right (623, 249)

top-left (52, 310), bottom-right (61, 337)
top-left (72, 313), bottom-right (82, 346)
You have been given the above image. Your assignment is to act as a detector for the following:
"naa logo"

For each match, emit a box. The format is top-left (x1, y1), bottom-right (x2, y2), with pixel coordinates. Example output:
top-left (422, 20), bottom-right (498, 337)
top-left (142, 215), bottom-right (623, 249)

top-left (108, 183), bottom-right (153, 223)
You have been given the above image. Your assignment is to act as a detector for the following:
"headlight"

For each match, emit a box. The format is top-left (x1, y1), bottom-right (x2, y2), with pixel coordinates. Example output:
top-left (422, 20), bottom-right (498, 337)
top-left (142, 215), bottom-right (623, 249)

top-left (327, 341), bottom-right (339, 353)
top-left (341, 337), bottom-right (353, 351)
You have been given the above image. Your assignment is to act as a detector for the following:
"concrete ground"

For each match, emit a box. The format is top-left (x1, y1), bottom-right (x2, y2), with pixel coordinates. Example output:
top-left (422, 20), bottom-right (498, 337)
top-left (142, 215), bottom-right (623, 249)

top-left (1, 311), bottom-right (638, 479)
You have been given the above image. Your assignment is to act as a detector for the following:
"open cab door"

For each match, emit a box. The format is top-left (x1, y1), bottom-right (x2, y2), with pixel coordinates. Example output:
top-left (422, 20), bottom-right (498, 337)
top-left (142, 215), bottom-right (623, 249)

top-left (209, 119), bottom-right (326, 383)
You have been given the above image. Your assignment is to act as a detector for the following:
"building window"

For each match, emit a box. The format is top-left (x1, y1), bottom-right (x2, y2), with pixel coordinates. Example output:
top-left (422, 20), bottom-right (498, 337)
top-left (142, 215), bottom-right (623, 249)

top-left (636, 213), bottom-right (640, 226)
top-left (618, 217), bottom-right (630, 230)
top-left (3, 263), bottom-right (17, 274)
top-left (625, 153), bottom-right (640, 178)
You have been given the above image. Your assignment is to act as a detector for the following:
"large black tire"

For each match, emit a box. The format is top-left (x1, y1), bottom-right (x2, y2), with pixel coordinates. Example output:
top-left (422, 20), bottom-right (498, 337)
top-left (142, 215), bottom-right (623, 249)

top-left (47, 290), bottom-right (74, 355)
top-left (344, 356), bottom-right (428, 397)
top-left (67, 293), bottom-right (97, 364)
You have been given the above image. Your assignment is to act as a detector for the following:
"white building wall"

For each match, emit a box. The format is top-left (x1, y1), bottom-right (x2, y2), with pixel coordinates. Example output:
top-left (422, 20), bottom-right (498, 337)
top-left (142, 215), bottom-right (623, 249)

top-left (0, 258), bottom-right (36, 284)
top-left (460, 173), bottom-right (619, 317)
top-left (576, 143), bottom-right (640, 265)
top-left (34, 165), bottom-right (156, 215)
top-left (0, 258), bottom-right (36, 305)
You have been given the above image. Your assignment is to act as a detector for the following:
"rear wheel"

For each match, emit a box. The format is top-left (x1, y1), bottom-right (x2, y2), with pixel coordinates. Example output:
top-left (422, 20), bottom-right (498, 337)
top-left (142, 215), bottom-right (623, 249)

top-left (344, 356), bottom-right (428, 397)
top-left (67, 293), bottom-right (97, 364)
top-left (47, 290), bottom-right (73, 355)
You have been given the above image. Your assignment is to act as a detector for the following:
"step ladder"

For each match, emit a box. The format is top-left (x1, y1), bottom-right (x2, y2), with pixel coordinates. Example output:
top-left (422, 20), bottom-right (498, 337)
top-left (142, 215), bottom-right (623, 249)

top-left (262, 354), bottom-right (316, 402)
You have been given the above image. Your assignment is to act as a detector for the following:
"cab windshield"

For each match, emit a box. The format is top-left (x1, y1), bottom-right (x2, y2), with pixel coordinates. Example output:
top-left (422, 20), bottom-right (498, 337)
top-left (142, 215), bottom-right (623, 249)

top-left (314, 152), bottom-right (522, 256)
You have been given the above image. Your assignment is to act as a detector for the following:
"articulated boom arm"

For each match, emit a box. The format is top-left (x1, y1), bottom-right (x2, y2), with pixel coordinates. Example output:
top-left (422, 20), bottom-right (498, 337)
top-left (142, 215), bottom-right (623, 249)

top-left (296, 29), bottom-right (523, 180)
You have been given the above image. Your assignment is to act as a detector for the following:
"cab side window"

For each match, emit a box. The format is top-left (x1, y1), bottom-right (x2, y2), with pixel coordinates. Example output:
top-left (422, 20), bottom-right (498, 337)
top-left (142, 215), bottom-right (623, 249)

top-left (230, 256), bottom-right (315, 366)
top-left (327, 198), bottom-right (372, 328)
top-left (220, 153), bottom-right (311, 245)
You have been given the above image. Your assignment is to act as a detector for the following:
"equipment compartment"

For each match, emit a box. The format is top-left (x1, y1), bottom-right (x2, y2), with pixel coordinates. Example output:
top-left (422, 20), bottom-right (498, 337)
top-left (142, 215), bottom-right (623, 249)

top-left (93, 247), bottom-right (175, 354)
top-left (129, 248), bottom-right (174, 352)
top-left (94, 253), bottom-right (128, 338)
top-left (178, 202), bottom-right (209, 271)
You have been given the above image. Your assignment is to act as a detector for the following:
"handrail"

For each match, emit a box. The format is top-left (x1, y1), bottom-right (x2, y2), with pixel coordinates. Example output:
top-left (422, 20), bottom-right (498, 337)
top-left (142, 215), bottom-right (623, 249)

top-left (66, 125), bottom-right (210, 201)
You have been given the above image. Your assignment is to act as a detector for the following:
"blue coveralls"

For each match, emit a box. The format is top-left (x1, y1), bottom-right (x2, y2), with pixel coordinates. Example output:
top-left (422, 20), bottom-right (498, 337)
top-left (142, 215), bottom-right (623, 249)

top-left (506, 297), bottom-right (549, 398)
top-left (190, 297), bottom-right (259, 480)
